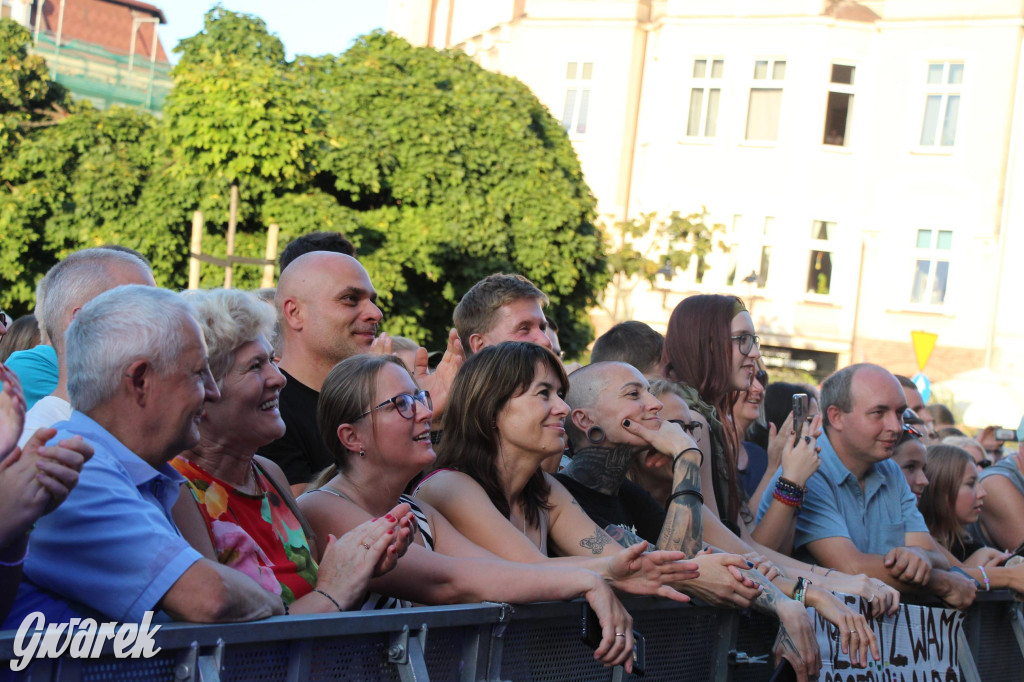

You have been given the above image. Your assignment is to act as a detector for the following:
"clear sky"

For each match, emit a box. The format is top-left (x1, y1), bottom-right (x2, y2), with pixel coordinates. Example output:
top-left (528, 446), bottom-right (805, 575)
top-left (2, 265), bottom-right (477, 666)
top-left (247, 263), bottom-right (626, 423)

top-left (157, 1), bottom-right (389, 62)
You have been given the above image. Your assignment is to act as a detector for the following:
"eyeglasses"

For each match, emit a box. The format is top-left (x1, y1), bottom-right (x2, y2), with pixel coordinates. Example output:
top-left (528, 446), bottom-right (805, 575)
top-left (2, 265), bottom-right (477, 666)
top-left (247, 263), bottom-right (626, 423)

top-left (668, 419), bottom-right (703, 438)
top-left (730, 333), bottom-right (760, 356)
top-left (358, 390), bottom-right (431, 420)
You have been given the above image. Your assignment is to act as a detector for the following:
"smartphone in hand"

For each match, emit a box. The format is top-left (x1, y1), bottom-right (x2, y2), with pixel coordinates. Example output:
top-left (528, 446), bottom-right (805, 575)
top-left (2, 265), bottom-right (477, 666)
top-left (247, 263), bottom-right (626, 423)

top-left (792, 394), bottom-right (809, 440)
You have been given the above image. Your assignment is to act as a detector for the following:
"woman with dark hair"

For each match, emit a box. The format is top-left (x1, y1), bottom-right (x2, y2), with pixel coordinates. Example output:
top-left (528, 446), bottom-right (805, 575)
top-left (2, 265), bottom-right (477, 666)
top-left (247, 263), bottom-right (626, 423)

top-left (918, 445), bottom-right (1024, 593)
top-left (415, 343), bottom-right (701, 600)
top-left (659, 295), bottom-right (897, 614)
top-left (299, 352), bottom-right (642, 671)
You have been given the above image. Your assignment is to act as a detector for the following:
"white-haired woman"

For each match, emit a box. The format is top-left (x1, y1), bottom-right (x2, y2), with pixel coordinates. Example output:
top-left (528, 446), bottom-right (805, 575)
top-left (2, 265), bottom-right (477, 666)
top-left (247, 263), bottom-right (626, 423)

top-left (171, 289), bottom-right (414, 614)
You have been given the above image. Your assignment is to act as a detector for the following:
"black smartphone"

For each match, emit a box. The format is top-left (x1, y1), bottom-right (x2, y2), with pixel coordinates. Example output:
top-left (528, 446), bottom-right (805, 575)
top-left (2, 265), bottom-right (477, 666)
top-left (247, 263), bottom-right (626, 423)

top-left (580, 603), bottom-right (646, 676)
top-left (792, 394), bottom-right (809, 440)
top-left (768, 658), bottom-right (798, 682)
top-left (581, 602), bottom-right (602, 649)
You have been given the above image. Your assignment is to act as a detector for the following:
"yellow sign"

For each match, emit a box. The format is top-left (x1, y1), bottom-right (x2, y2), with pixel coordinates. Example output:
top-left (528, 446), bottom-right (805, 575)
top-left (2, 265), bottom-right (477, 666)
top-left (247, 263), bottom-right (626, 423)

top-left (911, 331), bottom-right (938, 371)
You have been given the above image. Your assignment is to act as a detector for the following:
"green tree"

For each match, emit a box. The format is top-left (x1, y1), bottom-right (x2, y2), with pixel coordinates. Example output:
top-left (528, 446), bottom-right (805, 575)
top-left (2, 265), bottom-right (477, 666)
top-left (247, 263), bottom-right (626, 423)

top-left (599, 210), bottom-right (726, 323)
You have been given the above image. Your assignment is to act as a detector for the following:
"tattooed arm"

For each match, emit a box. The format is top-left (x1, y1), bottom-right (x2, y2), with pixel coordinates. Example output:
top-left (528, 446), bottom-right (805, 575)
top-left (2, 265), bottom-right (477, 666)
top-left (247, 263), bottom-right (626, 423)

top-left (657, 451), bottom-right (704, 558)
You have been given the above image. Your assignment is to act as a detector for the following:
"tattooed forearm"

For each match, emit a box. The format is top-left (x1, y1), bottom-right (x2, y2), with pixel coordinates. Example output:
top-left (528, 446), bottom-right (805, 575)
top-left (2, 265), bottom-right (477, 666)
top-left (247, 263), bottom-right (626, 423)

top-left (657, 456), bottom-right (703, 558)
top-left (564, 445), bottom-right (636, 496)
top-left (580, 526), bottom-right (614, 555)
top-left (604, 524), bottom-right (648, 549)
top-left (743, 569), bottom-right (791, 616)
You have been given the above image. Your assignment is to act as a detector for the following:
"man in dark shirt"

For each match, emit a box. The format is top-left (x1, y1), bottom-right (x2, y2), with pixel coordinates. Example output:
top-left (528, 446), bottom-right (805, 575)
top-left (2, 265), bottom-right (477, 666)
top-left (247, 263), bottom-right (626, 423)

top-left (260, 252), bottom-right (463, 494)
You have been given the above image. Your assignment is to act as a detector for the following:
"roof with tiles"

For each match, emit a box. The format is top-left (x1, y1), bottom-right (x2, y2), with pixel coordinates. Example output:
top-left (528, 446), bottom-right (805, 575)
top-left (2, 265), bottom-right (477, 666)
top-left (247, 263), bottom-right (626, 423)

top-left (37, 0), bottom-right (169, 63)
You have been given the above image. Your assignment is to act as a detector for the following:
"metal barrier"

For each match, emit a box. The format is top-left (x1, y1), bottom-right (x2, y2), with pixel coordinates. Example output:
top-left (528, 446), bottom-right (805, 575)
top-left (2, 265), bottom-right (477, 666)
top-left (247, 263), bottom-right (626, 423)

top-left (1, 594), bottom-right (1021, 681)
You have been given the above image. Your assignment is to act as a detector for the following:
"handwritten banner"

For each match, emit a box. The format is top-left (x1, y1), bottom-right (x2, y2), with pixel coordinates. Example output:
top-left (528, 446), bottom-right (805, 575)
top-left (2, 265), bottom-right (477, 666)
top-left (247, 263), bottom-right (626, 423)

top-left (811, 594), bottom-right (964, 682)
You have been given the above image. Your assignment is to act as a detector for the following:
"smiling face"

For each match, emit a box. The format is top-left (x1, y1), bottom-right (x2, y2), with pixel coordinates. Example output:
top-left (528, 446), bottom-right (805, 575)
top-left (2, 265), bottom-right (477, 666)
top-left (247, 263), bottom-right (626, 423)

top-left (730, 311), bottom-right (760, 391)
top-left (733, 373), bottom-right (766, 427)
top-left (496, 361), bottom-right (569, 461)
top-left (954, 463), bottom-right (986, 525)
top-left (582, 363), bottom-right (663, 448)
top-left (473, 298), bottom-right (552, 352)
top-left (893, 438), bottom-right (928, 499)
top-left (286, 254), bottom-right (383, 364)
top-left (200, 335), bottom-right (286, 451)
top-left (354, 362), bottom-right (435, 474)
top-left (829, 367), bottom-right (908, 468)
top-left (152, 316), bottom-right (220, 460)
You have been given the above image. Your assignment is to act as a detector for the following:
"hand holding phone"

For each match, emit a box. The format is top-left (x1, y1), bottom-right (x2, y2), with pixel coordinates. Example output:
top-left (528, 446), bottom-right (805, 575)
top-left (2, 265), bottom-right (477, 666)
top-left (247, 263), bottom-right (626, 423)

top-left (792, 394), bottom-right (809, 440)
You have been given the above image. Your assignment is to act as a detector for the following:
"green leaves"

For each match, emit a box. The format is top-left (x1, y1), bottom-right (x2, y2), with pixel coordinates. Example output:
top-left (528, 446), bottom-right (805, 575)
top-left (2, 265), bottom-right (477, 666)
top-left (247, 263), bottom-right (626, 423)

top-left (0, 12), bottom-right (607, 355)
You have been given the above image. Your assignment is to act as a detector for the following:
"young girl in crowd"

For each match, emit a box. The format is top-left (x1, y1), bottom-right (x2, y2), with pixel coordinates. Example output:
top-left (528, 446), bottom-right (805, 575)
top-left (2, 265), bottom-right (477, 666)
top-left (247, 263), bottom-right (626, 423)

top-left (892, 422), bottom-right (929, 501)
top-left (918, 445), bottom-right (1024, 592)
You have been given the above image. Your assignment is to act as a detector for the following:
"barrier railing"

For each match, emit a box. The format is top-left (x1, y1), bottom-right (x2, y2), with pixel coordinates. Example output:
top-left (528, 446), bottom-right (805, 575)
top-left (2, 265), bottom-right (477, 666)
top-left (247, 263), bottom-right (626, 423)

top-left (1, 593), bottom-right (1021, 681)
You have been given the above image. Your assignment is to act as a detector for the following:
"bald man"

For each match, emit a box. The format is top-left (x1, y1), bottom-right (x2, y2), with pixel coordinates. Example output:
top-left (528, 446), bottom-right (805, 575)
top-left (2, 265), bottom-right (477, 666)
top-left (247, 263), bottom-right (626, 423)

top-left (260, 252), bottom-right (463, 494)
top-left (258, 253), bottom-right (384, 493)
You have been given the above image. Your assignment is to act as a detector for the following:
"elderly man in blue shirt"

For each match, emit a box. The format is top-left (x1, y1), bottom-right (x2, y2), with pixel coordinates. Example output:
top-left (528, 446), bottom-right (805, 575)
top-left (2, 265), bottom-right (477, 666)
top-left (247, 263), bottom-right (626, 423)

top-left (3, 286), bottom-right (285, 628)
top-left (757, 363), bottom-right (976, 609)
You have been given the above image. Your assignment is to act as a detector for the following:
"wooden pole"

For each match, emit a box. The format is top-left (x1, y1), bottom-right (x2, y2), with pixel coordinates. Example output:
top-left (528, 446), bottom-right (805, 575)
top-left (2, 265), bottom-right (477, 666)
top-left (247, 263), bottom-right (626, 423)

top-left (224, 184), bottom-right (239, 289)
top-left (188, 210), bottom-right (203, 290)
top-left (262, 223), bottom-right (279, 288)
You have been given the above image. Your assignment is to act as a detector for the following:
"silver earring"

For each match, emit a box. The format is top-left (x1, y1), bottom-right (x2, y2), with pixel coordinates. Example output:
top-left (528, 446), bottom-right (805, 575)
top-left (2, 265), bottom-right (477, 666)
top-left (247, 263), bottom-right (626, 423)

top-left (359, 449), bottom-right (365, 458)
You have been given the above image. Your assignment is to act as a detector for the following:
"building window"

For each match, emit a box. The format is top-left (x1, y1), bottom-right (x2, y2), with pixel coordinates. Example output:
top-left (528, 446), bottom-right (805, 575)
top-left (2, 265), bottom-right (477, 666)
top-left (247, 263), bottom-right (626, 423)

top-left (756, 216), bottom-right (774, 288)
top-left (687, 58), bottom-right (723, 137)
top-left (806, 221), bottom-right (836, 295)
top-left (920, 62), bottom-right (963, 147)
top-left (745, 59), bottom-right (786, 141)
top-left (561, 61), bottom-right (593, 135)
top-left (910, 229), bottom-right (951, 304)
top-left (823, 64), bottom-right (855, 146)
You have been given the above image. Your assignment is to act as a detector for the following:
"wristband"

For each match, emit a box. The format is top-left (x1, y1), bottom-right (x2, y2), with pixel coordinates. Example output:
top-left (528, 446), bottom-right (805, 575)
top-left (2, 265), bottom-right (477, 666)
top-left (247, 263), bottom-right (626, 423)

top-left (672, 447), bottom-right (703, 470)
top-left (978, 566), bottom-right (991, 592)
top-left (0, 545), bottom-right (28, 567)
top-left (793, 576), bottom-right (811, 604)
top-left (666, 488), bottom-right (704, 508)
top-left (949, 566), bottom-right (982, 589)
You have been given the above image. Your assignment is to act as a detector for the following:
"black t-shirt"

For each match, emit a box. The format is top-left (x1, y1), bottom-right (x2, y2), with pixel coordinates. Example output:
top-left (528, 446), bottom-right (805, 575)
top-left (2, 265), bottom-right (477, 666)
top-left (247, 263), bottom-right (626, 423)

top-left (256, 369), bottom-right (333, 486)
top-left (555, 474), bottom-right (666, 544)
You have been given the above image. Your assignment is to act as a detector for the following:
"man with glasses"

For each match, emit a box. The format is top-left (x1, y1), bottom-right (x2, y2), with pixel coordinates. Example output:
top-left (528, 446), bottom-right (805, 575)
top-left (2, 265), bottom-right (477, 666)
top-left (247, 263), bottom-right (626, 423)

top-left (757, 364), bottom-right (977, 609)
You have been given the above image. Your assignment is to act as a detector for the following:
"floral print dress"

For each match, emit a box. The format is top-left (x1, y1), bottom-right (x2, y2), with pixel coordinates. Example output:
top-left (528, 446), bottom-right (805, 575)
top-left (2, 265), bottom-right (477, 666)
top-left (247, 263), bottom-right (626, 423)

top-left (172, 457), bottom-right (318, 605)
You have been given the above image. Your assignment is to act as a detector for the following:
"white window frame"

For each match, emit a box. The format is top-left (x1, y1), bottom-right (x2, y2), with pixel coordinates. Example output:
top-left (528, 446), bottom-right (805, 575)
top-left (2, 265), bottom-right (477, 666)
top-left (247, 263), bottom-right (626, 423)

top-left (685, 57), bottom-right (724, 139)
top-left (744, 58), bottom-right (786, 144)
top-left (561, 61), bottom-right (593, 137)
top-left (805, 220), bottom-right (837, 298)
top-left (917, 61), bottom-right (964, 149)
top-left (822, 63), bottom-right (855, 147)
top-left (909, 228), bottom-right (953, 307)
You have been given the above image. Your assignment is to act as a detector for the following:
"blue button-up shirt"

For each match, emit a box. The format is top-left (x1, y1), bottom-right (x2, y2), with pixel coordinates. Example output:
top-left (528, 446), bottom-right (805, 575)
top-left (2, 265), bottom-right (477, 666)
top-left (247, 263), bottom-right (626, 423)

top-left (4, 411), bottom-right (202, 627)
top-left (756, 432), bottom-right (927, 556)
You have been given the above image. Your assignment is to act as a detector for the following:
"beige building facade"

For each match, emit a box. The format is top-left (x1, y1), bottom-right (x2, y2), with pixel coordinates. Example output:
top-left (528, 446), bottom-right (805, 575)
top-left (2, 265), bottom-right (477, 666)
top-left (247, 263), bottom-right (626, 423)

top-left (390, 0), bottom-right (1024, 427)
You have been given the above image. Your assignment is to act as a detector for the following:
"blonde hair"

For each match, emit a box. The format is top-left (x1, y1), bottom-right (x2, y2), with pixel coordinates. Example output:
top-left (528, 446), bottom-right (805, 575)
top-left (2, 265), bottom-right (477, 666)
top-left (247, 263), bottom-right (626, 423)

top-left (180, 289), bottom-right (276, 383)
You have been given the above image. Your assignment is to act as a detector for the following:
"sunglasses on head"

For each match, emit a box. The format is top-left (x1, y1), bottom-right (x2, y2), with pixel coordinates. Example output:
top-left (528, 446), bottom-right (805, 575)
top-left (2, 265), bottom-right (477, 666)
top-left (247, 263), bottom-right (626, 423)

top-left (358, 390), bottom-right (431, 421)
top-left (896, 422), bottom-right (924, 446)
top-left (668, 419), bottom-right (703, 437)
top-left (0, 311), bottom-right (7, 327)
top-left (977, 459), bottom-right (992, 469)
top-left (755, 368), bottom-right (769, 388)
top-left (730, 333), bottom-right (760, 356)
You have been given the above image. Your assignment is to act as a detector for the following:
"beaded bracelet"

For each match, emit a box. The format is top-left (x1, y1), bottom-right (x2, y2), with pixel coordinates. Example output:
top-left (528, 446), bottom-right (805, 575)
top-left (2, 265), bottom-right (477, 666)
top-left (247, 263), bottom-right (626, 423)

top-left (673, 447), bottom-right (704, 471)
top-left (313, 588), bottom-right (344, 612)
top-left (776, 477), bottom-right (807, 496)
top-left (773, 487), bottom-right (803, 508)
top-left (979, 566), bottom-right (991, 592)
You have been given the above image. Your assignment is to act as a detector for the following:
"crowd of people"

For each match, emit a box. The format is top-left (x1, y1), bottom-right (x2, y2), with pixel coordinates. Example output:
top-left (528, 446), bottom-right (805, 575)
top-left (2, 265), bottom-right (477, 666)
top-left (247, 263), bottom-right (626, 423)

top-left (1, 233), bottom-right (1023, 679)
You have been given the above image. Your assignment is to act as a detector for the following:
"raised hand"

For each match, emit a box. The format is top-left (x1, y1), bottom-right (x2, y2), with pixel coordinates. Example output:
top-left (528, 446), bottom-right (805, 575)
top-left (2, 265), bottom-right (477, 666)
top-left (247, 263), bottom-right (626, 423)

top-left (414, 328), bottom-right (464, 417)
top-left (620, 417), bottom-right (698, 462)
top-left (0, 365), bottom-right (26, 460)
top-left (780, 413), bottom-right (822, 487)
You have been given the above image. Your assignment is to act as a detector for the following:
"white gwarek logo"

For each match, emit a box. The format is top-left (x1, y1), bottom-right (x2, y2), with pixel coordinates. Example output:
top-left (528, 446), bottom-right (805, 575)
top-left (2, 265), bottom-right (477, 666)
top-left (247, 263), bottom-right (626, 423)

top-left (10, 611), bottom-right (162, 671)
